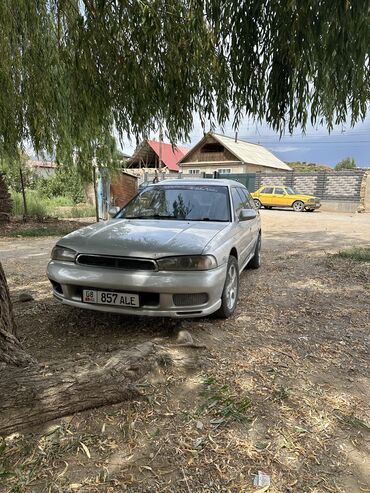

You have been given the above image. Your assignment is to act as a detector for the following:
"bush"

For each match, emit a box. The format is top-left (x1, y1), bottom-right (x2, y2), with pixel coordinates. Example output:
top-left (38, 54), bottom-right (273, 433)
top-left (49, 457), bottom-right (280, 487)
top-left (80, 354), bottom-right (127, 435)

top-left (335, 157), bottom-right (356, 171)
top-left (36, 167), bottom-right (85, 204)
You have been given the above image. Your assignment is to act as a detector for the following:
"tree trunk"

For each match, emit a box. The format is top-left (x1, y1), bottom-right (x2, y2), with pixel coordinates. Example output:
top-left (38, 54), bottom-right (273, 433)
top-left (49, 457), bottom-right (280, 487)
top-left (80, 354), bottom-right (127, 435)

top-left (0, 261), bottom-right (34, 367)
top-left (0, 263), bottom-right (161, 436)
top-left (0, 341), bottom-right (156, 436)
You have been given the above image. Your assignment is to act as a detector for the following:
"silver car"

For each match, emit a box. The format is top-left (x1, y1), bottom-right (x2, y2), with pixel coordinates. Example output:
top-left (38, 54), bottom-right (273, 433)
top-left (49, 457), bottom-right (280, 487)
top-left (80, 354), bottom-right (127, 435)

top-left (47, 179), bottom-right (261, 318)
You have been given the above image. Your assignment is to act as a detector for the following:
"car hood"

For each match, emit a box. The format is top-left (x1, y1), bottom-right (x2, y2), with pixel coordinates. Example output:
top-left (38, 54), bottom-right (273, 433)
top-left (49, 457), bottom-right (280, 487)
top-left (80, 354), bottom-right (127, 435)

top-left (294, 195), bottom-right (318, 201)
top-left (57, 219), bottom-right (228, 258)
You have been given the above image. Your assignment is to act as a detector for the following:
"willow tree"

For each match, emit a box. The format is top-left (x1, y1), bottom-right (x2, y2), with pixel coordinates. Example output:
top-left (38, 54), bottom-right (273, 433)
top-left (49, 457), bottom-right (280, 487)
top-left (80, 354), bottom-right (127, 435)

top-left (0, 0), bottom-right (369, 432)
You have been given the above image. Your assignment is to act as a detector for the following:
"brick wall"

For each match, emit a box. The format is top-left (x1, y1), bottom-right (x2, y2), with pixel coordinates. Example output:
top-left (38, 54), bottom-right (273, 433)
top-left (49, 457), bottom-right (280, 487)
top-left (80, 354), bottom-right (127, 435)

top-left (255, 170), bottom-right (366, 202)
top-left (110, 172), bottom-right (138, 208)
top-left (0, 174), bottom-right (12, 222)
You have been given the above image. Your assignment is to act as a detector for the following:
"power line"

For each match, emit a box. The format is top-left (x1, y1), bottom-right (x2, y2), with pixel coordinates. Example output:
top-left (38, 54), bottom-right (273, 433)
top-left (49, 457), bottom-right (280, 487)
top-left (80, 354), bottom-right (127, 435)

top-left (248, 140), bottom-right (370, 145)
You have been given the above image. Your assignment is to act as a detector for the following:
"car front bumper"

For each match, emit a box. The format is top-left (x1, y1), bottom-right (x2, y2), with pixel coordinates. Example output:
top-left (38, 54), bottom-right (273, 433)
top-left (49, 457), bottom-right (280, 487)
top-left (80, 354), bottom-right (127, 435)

top-left (47, 261), bottom-right (227, 318)
top-left (305, 202), bottom-right (321, 209)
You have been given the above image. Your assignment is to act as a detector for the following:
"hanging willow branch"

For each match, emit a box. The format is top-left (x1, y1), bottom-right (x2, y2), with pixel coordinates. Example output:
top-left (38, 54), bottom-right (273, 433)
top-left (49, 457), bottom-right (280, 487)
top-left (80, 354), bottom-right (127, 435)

top-left (0, 0), bottom-right (369, 164)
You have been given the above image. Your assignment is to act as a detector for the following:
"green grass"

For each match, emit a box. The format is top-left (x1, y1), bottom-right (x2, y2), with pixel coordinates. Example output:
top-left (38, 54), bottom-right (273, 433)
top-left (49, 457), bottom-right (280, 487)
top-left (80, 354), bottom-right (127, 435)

top-left (58, 205), bottom-right (96, 218)
top-left (197, 377), bottom-right (252, 428)
top-left (10, 191), bottom-right (94, 219)
top-left (337, 246), bottom-right (370, 262)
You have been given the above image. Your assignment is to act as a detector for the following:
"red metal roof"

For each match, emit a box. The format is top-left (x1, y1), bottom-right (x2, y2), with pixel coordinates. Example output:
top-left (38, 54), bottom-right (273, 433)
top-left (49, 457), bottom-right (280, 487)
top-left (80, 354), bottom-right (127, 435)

top-left (147, 140), bottom-right (188, 171)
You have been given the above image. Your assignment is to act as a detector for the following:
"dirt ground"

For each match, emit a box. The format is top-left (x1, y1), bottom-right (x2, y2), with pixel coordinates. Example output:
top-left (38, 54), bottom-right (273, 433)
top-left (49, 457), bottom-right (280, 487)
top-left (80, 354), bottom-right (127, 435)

top-left (1, 210), bottom-right (369, 493)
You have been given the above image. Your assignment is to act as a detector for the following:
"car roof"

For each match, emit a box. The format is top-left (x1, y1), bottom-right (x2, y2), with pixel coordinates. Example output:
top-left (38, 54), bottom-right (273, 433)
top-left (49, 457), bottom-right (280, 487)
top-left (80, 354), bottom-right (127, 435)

top-left (150, 178), bottom-right (246, 188)
top-left (260, 185), bottom-right (288, 188)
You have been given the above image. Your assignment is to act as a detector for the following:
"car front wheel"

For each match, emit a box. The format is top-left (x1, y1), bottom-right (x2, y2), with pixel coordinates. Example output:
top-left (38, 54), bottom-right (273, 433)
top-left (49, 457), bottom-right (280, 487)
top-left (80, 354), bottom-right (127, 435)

top-left (215, 256), bottom-right (239, 319)
top-left (292, 200), bottom-right (304, 212)
top-left (254, 199), bottom-right (261, 209)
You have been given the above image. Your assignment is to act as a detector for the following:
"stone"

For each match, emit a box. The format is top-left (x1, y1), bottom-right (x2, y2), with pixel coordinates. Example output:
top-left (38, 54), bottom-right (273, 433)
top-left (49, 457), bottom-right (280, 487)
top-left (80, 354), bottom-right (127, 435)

top-left (18, 293), bottom-right (34, 302)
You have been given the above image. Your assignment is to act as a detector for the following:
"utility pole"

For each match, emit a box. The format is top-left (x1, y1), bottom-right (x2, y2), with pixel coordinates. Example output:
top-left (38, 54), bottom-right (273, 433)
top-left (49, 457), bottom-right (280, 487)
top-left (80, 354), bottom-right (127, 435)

top-left (19, 167), bottom-right (27, 219)
top-left (158, 124), bottom-right (163, 170)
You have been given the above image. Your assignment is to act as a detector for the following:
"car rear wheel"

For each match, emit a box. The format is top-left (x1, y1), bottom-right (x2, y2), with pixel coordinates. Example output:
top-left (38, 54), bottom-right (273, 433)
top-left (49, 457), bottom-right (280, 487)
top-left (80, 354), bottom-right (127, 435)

top-left (307, 209), bottom-right (315, 212)
top-left (215, 256), bottom-right (239, 319)
top-left (253, 199), bottom-right (261, 209)
top-left (248, 234), bottom-right (261, 269)
top-left (292, 200), bottom-right (304, 212)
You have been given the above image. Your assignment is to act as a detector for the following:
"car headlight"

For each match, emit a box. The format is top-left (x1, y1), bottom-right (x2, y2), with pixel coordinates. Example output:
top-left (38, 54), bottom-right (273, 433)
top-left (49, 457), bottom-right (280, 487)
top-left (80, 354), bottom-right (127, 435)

top-left (51, 246), bottom-right (77, 262)
top-left (157, 255), bottom-right (218, 271)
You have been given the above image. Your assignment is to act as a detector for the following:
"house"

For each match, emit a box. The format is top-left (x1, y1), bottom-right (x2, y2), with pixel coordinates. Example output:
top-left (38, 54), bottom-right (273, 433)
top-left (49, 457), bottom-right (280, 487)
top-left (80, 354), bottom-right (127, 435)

top-left (27, 160), bottom-right (57, 178)
top-left (126, 139), bottom-right (189, 175)
top-left (179, 133), bottom-right (292, 174)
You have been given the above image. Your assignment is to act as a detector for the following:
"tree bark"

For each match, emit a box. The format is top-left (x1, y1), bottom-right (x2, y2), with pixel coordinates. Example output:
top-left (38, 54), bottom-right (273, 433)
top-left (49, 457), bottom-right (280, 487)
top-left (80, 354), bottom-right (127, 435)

top-left (0, 261), bottom-right (34, 367)
top-left (0, 341), bottom-right (156, 436)
top-left (0, 263), bottom-right (161, 436)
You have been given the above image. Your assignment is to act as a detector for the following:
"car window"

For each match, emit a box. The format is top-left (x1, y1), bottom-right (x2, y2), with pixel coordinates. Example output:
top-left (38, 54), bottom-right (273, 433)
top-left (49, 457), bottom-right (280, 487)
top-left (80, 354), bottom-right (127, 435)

top-left (274, 187), bottom-right (285, 195)
top-left (118, 185), bottom-right (231, 222)
top-left (237, 187), bottom-right (255, 210)
top-left (231, 187), bottom-right (245, 217)
top-left (261, 187), bottom-right (273, 194)
top-left (286, 187), bottom-right (296, 195)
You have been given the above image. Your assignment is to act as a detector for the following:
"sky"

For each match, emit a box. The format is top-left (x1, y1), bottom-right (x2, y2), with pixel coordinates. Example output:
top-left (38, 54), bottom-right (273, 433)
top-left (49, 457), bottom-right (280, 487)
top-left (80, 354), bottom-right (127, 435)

top-left (121, 113), bottom-right (370, 168)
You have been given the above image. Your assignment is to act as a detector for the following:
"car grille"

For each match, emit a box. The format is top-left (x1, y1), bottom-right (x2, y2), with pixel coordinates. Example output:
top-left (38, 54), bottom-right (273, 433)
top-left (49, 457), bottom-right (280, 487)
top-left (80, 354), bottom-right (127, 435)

top-left (173, 293), bottom-right (208, 306)
top-left (76, 254), bottom-right (157, 271)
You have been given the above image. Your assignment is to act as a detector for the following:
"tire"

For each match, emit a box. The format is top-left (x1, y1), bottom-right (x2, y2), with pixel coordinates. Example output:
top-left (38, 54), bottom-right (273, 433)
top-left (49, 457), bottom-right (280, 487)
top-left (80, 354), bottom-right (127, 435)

top-left (248, 233), bottom-right (261, 269)
top-left (307, 209), bottom-right (315, 212)
top-left (253, 199), bottom-right (262, 209)
top-left (265, 206), bottom-right (273, 210)
top-left (292, 200), bottom-right (305, 212)
top-left (214, 256), bottom-right (239, 319)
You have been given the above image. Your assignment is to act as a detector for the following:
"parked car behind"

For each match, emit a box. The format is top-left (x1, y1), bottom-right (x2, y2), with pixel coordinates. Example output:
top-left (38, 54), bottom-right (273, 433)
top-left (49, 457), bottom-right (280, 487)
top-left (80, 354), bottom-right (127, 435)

top-left (47, 179), bottom-right (261, 318)
top-left (251, 186), bottom-right (320, 212)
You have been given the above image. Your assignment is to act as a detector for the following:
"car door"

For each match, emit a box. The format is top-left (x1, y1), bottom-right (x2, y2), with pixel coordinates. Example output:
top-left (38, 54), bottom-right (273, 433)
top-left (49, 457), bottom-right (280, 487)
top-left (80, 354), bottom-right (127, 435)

top-left (238, 187), bottom-right (260, 253)
top-left (258, 187), bottom-right (274, 206)
top-left (231, 187), bottom-right (255, 268)
top-left (272, 187), bottom-right (287, 207)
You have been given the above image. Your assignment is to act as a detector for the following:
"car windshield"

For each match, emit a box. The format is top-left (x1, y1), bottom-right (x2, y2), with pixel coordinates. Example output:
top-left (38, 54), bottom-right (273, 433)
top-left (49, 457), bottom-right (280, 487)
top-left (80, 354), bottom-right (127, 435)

top-left (117, 185), bottom-right (231, 222)
top-left (285, 187), bottom-right (296, 195)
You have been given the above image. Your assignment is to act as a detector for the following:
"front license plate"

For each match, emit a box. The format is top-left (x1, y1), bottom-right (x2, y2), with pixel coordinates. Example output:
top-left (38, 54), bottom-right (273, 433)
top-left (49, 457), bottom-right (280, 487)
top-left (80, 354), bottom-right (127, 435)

top-left (82, 290), bottom-right (139, 307)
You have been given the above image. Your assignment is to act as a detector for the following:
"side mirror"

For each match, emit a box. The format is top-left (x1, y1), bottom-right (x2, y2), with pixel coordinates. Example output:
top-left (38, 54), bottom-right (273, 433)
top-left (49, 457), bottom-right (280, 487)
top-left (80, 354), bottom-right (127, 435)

top-left (239, 209), bottom-right (257, 221)
top-left (108, 206), bottom-right (120, 218)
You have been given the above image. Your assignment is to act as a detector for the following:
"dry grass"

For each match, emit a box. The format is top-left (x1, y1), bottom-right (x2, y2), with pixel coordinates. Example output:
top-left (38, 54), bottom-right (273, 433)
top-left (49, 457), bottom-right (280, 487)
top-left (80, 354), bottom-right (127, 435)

top-left (1, 239), bottom-right (369, 492)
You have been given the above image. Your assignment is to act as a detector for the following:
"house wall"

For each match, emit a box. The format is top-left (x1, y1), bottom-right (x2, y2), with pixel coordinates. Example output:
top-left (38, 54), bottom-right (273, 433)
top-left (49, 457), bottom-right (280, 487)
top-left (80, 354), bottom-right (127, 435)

top-left (32, 167), bottom-right (56, 179)
top-left (181, 135), bottom-right (235, 163)
top-left (110, 173), bottom-right (138, 208)
top-left (180, 135), bottom-right (290, 174)
top-left (181, 162), bottom-right (284, 174)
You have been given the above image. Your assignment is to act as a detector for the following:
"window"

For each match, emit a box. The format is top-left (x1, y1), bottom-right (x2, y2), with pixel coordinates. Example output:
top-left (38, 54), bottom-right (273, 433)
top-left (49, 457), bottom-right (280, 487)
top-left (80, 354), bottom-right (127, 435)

top-left (231, 187), bottom-right (244, 217)
top-left (274, 187), bottom-right (285, 195)
top-left (118, 185), bottom-right (231, 222)
top-left (188, 169), bottom-right (200, 174)
top-left (237, 188), bottom-right (255, 209)
top-left (200, 143), bottom-right (224, 153)
top-left (286, 187), bottom-right (296, 195)
top-left (218, 168), bottom-right (231, 174)
top-left (261, 187), bottom-right (273, 194)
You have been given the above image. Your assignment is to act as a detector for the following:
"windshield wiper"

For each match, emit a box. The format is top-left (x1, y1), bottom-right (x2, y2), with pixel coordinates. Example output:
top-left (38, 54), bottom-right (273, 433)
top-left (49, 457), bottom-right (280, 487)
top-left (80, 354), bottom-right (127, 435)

top-left (187, 218), bottom-right (227, 222)
top-left (125, 214), bottom-right (177, 220)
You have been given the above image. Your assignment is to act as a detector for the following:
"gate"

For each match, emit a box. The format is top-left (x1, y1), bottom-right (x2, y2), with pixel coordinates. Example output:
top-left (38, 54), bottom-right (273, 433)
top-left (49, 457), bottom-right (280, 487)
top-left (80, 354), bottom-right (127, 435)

top-left (214, 173), bottom-right (257, 192)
